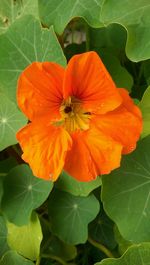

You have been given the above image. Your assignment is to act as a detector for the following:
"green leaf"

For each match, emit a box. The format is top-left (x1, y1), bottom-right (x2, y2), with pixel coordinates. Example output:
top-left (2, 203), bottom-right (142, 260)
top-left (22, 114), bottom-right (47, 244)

top-left (102, 136), bottom-right (150, 243)
top-left (101, 1), bottom-right (150, 61)
top-left (0, 93), bottom-right (27, 151)
top-left (48, 189), bottom-right (100, 244)
top-left (139, 86), bottom-right (150, 138)
top-left (2, 164), bottom-right (53, 225)
top-left (0, 15), bottom-right (66, 102)
top-left (0, 0), bottom-right (38, 34)
top-left (38, 0), bottom-right (103, 34)
top-left (97, 50), bottom-right (133, 91)
top-left (94, 243), bottom-right (150, 265)
top-left (0, 216), bottom-right (9, 257)
top-left (7, 212), bottom-right (42, 261)
top-left (44, 236), bottom-right (77, 261)
top-left (56, 171), bottom-right (102, 197)
top-left (89, 206), bottom-right (117, 250)
top-left (0, 250), bottom-right (34, 265)
top-left (114, 226), bottom-right (132, 255)
top-left (89, 24), bottom-right (127, 58)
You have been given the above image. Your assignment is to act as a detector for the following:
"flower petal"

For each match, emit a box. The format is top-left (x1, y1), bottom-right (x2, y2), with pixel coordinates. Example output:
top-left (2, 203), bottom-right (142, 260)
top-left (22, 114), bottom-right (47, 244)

top-left (64, 128), bottom-right (122, 181)
top-left (17, 62), bottom-right (64, 120)
top-left (92, 89), bottom-right (142, 154)
top-left (63, 51), bottom-right (122, 113)
top-left (16, 118), bottom-right (72, 181)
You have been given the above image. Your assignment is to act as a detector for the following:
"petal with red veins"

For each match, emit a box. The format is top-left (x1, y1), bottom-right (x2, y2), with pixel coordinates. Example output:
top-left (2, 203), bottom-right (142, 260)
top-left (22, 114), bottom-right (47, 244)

top-left (63, 51), bottom-right (122, 113)
top-left (64, 128), bottom-right (122, 181)
top-left (92, 89), bottom-right (142, 154)
top-left (16, 119), bottom-right (72, 181)
top-left (17, 62), bottom-right (64, 121)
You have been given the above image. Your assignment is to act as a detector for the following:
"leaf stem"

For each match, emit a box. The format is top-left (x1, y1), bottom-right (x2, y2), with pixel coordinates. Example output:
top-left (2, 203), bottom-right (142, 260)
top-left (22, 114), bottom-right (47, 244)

top-left (85, 24), bottom-right (90, 51)
top-left (36, 256), bottom-right (41, 265)
top-left (88, 237), bottom-right (115, 258)
top-left (41, 253), bottom-right (68, 265)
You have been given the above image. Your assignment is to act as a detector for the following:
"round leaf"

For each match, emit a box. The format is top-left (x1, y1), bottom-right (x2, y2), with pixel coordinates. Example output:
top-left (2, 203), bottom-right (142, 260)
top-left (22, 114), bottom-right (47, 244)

top-left (2, 164), bottom-right (53, 225)
top-left (0, 15), bottom-right (66, 101)
top-left (7, 212), bottom-right (42, 261)
top-left (48, 189), bottom-right (100, 244)
top-left (0, 93), bottom-right (27, 151)
top-left (102, 136), bottom-right (150, 242)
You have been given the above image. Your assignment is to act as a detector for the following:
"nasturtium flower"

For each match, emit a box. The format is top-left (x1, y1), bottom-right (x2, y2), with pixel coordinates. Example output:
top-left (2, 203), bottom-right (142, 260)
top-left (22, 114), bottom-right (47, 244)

top-left (16, 52), bottom-right (142, 182)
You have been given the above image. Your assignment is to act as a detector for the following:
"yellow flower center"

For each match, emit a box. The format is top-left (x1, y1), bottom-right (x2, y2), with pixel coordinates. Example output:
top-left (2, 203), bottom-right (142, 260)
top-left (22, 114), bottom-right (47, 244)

top-left (59, 96), bottom-right (91, 133)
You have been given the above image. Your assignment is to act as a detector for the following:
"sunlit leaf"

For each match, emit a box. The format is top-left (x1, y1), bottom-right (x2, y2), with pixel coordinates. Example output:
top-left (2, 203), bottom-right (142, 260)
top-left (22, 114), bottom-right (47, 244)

top-left (0, 15), bottom-right (66, 102)
top-left (102, 136), bottom-right (150, 243)
top-left (2, 164), bottom-right (53, 225)
top-left (0, 93), bottom-right (27, 151)
top-left (56, 171), bottom-right (102, 197)
top-left (7, 212), bottom-right (42, 261)
top-left (95, 243), bottom-right (150, 265)
top-left (48, 189), bottom-right (100, 244)
top-left (0, 216), bottom-right (9, 257)
top-left (0, 250), bottom-right (34, 265)
top-left (139, 86), bottom-right (150, 138)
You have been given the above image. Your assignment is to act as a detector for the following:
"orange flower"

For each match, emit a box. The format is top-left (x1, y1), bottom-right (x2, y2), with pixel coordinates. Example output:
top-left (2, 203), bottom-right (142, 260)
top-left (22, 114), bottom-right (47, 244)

top-left (16, 52), bottom-right (142, 182)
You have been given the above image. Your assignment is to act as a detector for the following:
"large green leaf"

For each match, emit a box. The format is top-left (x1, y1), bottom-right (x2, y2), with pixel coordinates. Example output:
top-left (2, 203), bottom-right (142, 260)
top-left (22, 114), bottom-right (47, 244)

top-left (102, 136), bottom-right (150, 243)
top-left (38, 0), bottom-right (103, 34)
top-left (95, 243), bottom-right (150, 265)
top-left (0, 216), bottom-right (9, 257)
top-left (0, 93), bottom-right (27, 151)
top-left (56, 171), bottom-right (102, 197)
top-left (0, 15), bottom-right (66, 101)
top-left (7, 212), bottom-right (42, 261)
top-left (101, 0), bottom-right (150, 61)
top-left (2, 164), bottom-right (53, 225)
top-left (0, 251), bottom-right (34, 265)
top-left (139, 86), bottom-right (150, 138)
top-left (48, 190), bottom-right (100, 244)
top-left (0, 0), bottom-right (38, 34)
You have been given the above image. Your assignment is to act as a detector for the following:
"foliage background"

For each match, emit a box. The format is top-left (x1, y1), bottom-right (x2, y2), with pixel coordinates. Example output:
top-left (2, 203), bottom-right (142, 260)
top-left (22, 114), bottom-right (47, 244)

top-left (0, 0), bottom-right (150, 264)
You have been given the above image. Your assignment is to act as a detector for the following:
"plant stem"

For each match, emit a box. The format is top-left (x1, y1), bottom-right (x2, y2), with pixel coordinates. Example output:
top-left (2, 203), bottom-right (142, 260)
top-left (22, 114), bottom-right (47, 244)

top-left (41, 253), bottom-right (68, 265)
top-left (88, 237), bottom-right (115, 258)
top-left (36, 256), bottom-right (41, 265)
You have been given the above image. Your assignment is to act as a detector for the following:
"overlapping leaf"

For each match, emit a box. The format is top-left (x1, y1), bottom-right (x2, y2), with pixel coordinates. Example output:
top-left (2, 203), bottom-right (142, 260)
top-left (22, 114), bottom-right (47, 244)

top-left (101, 0), bottom-right (150, 61)
top-left (48, 190), bottom-right (100, 244)
top-left (95, 243), bottom-right (150, 265)
top-left (2, 164), bottom-right (53, 225)
top-left (0, 216), bottom-right (9, 257)
top-left (56, 171), bottom-right (101, 197)
top-left (7, 212), bottom-right (42, 261)
top-left (0, 15), bottom-right (66, 102)
top-left (102, 136), bottom-right (150, 243)
top-left (39, 0), bottom-right (103, 34)
top-left (139, 86), bottom-right (150, 138)
top-left (0, 251), bottom-right (34, 265)
top-left (0, 93), bottom-right (27, 151)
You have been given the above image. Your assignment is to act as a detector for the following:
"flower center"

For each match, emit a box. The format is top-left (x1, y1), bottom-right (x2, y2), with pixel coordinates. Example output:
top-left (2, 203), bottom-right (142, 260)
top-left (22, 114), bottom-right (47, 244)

top-left (59, 96), bottom-right (91, 133)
